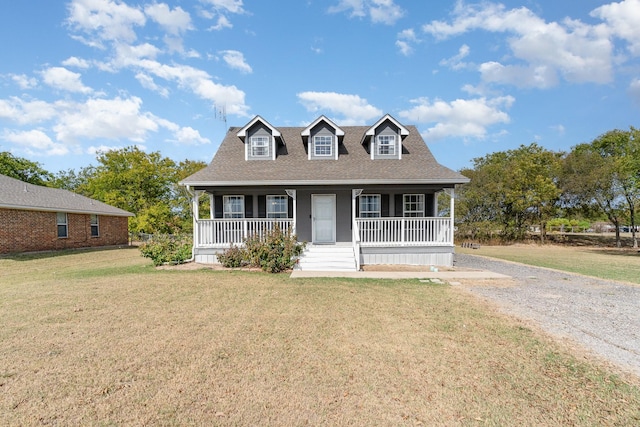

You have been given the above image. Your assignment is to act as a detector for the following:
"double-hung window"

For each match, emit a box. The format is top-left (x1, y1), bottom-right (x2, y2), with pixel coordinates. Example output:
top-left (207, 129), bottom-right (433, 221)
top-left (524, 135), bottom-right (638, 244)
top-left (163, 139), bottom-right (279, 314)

top-left (403, 194), bottom-right (424, 217)
top-left (223, 196), bottom-right (244, 218)
top-left (359, 195), bottom-right (381, 218)
top-left (266, 195), bottom-right (288, 218)
top-left (377, 135), bottom-right (396, 156)
top-left (90, 214), bottom-right (99, 237)
top-left (314, 135), bottom-right (333, 157)
top-left (57, 212), bottom-right (68, 238)
top-left (251, 136), bottom-right (270, 157)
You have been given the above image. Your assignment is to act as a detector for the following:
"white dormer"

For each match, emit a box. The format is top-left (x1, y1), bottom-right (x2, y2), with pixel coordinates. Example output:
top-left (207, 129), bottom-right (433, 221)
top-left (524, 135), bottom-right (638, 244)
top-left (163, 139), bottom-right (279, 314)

top-left (301, 115), bottom-right (345, 161)
top-left (363, 114), bottom-right (409, 160)
top-left (237, 115), bottom-right (282, 161)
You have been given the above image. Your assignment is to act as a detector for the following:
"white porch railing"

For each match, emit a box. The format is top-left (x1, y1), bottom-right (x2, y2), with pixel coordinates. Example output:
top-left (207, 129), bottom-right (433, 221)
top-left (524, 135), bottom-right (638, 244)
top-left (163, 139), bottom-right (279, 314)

top-left (356, 217), bottom-right (452, 246)
top-left (196, 219), bottom-right (293, 247)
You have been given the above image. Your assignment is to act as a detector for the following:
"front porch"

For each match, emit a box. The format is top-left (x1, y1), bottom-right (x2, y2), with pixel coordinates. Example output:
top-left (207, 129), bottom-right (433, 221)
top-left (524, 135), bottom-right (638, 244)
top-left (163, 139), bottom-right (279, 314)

top-left (188, 186), bottom-right (458, 268)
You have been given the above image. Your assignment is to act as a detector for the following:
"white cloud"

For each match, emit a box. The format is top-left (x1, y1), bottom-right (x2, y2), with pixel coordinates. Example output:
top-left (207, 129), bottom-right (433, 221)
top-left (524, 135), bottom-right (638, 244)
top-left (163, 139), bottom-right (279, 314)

top-left (67, 0), bottom-right (146, 44)
top-left (592, 0), bottom-right (640, 55)
top-left (423, 1), bottom-right (614, 87)
top-left (208, 15), bottom-right (232, 31)
top-left (201, 0), bottom-right (245, 14)
top-left (399, 96), bottom-right (514, 141)
top-left (62, 56), bottom-right (91, 69)
top-left (132, 60), bottom-right (249, 116)
top-left (297, 91), bottom-right (382, 125)
top-left (219, 50), bottom-right (252, 74)
top-left (439, 44), bottom-right (471, 70)
top-left (0, 97), bottom-right (58, 125)
top-left (9, 74), bottom-right (38, 90)
top-left (396, 28), bottom-right (418, 56)
top-left (171, 126), bottom-right (211, 145)
top-left (479, 62), bottom-right (559, 89)
top-left (41, 67), bottom-right (93, 94)
top-left (201, 0), bottom-right (244, 30)
top-left (135, 73), bottom-right (170, 97)
top-left (144, 3), bottom-right (192, 35)
top-left (329, 0), bottom-right (404, 25)
top-left (1, 129), bottom-right (69, 156)
top-left (53, 96), bottom-right (159, 143)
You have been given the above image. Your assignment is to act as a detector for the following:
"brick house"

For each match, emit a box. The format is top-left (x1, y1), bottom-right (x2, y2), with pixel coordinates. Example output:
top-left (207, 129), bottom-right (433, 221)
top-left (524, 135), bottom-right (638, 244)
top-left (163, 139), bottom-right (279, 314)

top-left (0, 174), bottom-right (133, 255)
top-left (180, 114), bottom-right (469, 270)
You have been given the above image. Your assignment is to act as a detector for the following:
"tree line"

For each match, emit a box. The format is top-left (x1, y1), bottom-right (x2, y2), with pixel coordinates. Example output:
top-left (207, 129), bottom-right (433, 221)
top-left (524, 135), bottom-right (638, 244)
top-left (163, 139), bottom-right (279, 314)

top-left (457, 127), bottom-right (640, 248)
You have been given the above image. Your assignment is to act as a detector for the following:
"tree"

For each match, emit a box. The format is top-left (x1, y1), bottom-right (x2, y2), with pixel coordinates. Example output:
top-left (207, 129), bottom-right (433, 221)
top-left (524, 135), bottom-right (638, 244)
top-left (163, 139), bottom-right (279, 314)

top-left (457, 143), bottom-right (562, 242)
top-left (591, 128), bottom-right (640, 248)
top-left (77, 147), bottom-right (204, 234)
top-left (562, 144), bottom-right (624, 248)
top-left (0, 152), bottom-right (52, 185)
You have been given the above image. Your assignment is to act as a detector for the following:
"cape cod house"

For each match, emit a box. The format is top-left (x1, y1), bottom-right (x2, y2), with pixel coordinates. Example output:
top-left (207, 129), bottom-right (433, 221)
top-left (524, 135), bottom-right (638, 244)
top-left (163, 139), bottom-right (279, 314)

top-left (0, 174), bottom-right (133, 255)
top-left (180, 114), bottom-right (469, 270)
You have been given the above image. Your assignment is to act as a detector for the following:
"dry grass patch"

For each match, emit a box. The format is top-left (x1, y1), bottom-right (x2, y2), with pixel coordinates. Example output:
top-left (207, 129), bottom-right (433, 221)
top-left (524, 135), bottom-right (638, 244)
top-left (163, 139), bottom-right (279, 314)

top-left (458, 243), bottom-right (640, 285)
top-left (1, 248), bottom-right (639, 425)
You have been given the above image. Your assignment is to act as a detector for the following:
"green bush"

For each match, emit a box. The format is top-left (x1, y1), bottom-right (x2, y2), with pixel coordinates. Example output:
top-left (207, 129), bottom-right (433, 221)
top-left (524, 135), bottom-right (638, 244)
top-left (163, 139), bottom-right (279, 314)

top-left (217, 244), bottom-right (247, 268)
top-left (139, 234), bottom-right (192, 266)
top-left (217, 225), bottom-right (306, 273)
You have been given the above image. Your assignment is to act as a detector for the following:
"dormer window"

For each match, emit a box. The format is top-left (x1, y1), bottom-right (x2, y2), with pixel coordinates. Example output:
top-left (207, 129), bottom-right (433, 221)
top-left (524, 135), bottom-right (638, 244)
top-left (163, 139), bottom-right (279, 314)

top-left (363, 114), bottom-right (409, 160)
top-left (377, 135), bottom-right (396, 156)
top-left (237, 115), bottom-right (282, 161)
top-left (314, 135), bottom-right (333, 157)
top-left (251, 136), bottom-right (270, 157)
top-left (302, 116), bottom-right (344, 161)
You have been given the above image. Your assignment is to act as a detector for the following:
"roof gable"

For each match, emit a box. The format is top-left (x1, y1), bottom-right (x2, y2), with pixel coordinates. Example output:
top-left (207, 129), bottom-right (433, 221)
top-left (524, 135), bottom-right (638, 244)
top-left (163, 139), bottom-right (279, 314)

top-left (301, 115), bottom-right (345, 137)
top-left (237, 115), bottom-right (282, 140)
top-left (364, 114), bottom-right (409, 138)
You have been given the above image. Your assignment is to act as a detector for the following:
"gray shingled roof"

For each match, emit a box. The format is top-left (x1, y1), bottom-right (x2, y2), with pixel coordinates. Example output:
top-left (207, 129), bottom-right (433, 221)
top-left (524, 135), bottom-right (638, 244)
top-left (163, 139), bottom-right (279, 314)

top-left (0, 174), bottom-right (134, 217)
top-left (181, 125), bottom-right (469, 186)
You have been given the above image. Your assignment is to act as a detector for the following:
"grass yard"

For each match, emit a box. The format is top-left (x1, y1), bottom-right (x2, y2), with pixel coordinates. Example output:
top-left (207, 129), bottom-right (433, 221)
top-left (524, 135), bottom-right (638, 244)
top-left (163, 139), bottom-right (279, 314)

top-left (1, 248), bottom-right (640, 425)
top-left (458, 243), bottom-right (640, 285)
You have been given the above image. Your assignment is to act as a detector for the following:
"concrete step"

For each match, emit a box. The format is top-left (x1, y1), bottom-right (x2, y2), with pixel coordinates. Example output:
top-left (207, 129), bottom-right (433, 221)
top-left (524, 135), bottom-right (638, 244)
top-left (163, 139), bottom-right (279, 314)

top-left (296, 245), bottom-right (357, 271)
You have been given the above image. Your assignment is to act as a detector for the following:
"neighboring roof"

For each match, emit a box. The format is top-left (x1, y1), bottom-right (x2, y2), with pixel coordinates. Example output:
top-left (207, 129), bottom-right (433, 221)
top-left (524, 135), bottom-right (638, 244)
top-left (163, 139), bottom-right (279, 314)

top-left (0, 174), bottom-right (134, 217)
top-left (181, 123), bottom-right (470, 187)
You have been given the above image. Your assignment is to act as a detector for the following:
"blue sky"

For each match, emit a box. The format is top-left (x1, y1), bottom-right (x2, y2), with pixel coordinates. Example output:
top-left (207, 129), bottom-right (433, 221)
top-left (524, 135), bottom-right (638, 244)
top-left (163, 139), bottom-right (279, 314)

top-left (1, 0), bottom-right (639, 174)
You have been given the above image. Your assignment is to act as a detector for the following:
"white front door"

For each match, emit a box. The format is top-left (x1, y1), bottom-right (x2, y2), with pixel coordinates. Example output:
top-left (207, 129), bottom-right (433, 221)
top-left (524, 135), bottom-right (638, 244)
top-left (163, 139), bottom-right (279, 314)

top-left (312, 194), bottom-right (336, 244)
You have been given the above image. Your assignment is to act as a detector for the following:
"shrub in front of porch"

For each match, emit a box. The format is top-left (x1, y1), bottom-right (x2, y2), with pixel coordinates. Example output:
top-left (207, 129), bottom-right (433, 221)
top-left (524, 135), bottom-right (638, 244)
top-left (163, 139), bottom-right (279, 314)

top-left (218, 225), bottom-right (305, 273)
top-left (139, 234), bottom-right (192, 266)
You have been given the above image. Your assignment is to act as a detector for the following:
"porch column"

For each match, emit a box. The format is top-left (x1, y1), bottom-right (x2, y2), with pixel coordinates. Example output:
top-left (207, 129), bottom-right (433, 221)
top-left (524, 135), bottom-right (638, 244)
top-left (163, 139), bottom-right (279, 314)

top-left (351, 189), bottom-right (363, 233)
top-left (444, 188), bottom-right (455, 245)
top-left (285, 189), bottom-right (297, 234)
top-left (209, 193), bottom-right (214, 219)
top-left (191, 188), bottom-right (205, 248)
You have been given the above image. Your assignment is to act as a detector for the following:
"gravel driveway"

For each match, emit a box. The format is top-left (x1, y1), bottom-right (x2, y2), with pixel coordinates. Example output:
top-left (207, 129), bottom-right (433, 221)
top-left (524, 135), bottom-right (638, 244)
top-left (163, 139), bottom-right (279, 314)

top-left (454, 253), bottom-right (640, 379)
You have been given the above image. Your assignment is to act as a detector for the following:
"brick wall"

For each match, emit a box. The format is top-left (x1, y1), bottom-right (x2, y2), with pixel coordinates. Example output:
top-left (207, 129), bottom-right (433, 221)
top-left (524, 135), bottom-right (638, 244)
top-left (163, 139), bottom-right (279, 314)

top-left (0, 208), bottom-right (129, 255)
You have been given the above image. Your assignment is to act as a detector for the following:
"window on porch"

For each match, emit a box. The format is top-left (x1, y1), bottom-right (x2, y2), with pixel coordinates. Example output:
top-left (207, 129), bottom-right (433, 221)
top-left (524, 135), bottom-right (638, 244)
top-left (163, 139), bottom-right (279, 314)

top-left (266, 195), bottom-right (288, 218)
top-left (223, 195), bottom-right (244, 218)
top-left (359, 194), bottom-right (381, 218)
top-left (403, 194), bottom-right (425, 217)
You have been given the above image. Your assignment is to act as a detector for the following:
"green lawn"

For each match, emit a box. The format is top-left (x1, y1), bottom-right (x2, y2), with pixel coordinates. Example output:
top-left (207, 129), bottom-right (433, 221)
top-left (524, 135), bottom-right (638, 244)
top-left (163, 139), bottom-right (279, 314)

top-left (1, 247), bottom-right (639, 426)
